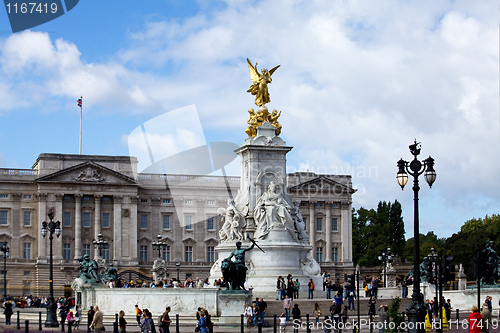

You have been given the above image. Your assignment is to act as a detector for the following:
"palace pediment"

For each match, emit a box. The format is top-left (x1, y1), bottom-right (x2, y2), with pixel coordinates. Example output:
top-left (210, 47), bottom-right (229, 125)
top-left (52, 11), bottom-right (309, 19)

top-left (288, 176), bottom-right (356, 195)
top-left (35, 161), bottom-right (137, 186)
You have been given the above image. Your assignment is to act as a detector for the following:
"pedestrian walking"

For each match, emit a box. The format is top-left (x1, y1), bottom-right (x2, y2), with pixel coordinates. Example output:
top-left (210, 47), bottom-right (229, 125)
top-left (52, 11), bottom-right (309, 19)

top-left (89, 305), bottom-right (105, 333)
top-left (119, 310), bottom-right (127, 333)
top-left (244, 303), bottom-right (253, 328)
top-left (292, 304), bottom-right (301, 333)
top-left (3, 299), bottom-right (13, 325)
top-left (87, 306), bottom-right (95, 333)
top-left (308, 279), bottom-right (315, 299)
top-left (160, 306), bottom-right (172, 333)
top-left (136, 304), bottom-right (143, 326)
top-left (468, 306), bottom-right (482, 333)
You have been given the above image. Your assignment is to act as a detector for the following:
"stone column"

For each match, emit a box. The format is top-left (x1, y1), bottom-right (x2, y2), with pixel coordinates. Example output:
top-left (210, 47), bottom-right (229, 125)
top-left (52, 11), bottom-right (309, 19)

top-left (309, 201), bottom-right (316, 252)
top-left (325, 201), bottom-right (332, 262)
top-left (37, 193), bottom-right (48, 259)
top-left (113, 195), bottom-right (123, 262)
top-left (341, 201), bottom-right (352, 263)
top-left (94, 195), bottom-right (102, 239)
top-left (54, 193), bottom-right (64, 260)
top-left (74, 194), bottom-right (82, 259)
top-left (129, 196), bottom-right (138, 263)
top-left (10, 193), bottom-right (22, 259)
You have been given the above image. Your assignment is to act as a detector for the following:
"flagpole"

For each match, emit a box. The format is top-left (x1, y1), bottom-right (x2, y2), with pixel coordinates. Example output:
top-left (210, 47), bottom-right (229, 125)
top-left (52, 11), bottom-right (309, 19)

top-left (79, 96), bottom-right (82, 155)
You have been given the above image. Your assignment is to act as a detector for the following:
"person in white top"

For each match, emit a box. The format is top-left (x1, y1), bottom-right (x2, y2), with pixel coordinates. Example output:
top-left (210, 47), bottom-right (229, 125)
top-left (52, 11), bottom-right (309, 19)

top-left (244, 303), bottom-right (253, 328)
top-left (279, 313), bottom-right (287, 333)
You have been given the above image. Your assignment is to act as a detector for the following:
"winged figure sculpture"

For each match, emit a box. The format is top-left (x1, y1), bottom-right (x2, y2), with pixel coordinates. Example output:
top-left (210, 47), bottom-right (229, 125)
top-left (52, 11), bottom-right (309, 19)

top-left (247, 58), bottom-right (280, 107)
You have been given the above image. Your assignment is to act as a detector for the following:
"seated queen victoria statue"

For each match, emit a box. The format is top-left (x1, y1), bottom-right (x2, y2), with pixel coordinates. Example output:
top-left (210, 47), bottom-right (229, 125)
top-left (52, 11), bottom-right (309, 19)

top-left (254, 181), bottom-right (298, 241)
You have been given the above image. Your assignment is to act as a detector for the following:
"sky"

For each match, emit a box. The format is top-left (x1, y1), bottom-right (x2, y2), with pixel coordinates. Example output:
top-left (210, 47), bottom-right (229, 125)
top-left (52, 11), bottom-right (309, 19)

top-left (0, 0), bottom-right (498, 239)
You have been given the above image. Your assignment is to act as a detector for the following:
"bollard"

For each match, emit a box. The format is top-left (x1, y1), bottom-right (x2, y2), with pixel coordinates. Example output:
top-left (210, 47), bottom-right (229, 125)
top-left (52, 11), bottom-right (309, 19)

top-left (176, 314), bottom-right (179, 333)
top-left (68, 319), bottom-right (72, 333)
top-left (258, 322), bottom-right (263, 333)
top-left (306, 314), bottom-right (310, 333)
top-left (25, 319), bottom-right (29, 333)
top-left (39, 311), bottom-right (42, 331)
top-left (274, 314), bottom-right (277, 333)
top-left (241, 314), bottom-right (245, 333)
top-left (456, 309), bottom-right (459, 321)
top-left (17, 311), bottom-right (20, 329)
top-left (113, 321), bottom-right (119, 333)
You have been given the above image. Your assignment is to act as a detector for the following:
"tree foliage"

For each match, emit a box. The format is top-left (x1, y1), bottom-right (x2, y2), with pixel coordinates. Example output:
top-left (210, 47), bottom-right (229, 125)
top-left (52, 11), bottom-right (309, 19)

top-left (352, 200), bottom-right (406, 266)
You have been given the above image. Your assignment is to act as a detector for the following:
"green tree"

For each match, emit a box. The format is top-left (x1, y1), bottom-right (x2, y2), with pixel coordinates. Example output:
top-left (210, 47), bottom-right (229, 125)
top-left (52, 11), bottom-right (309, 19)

top-left (352, 201), bottom-right (406, 266)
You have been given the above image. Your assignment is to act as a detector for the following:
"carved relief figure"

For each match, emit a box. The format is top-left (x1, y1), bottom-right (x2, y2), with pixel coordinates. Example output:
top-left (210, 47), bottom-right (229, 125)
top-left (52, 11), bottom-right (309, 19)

top-left (290, 200), bottom-right (309, 243)
top-left (218, 199), bottom-right (246, 242)
top-left (254, 181), bottom-right (298, 241)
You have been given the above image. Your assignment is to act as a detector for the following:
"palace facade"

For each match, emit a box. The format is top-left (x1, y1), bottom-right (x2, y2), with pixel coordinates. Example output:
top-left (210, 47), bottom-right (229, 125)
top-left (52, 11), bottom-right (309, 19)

top-left (0, 153), bottom-right (355, 296)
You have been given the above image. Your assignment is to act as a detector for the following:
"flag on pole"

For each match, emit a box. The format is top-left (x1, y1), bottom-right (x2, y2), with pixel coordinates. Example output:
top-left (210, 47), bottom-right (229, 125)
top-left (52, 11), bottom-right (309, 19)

top-left (77, 98), bottom-right (82, 107)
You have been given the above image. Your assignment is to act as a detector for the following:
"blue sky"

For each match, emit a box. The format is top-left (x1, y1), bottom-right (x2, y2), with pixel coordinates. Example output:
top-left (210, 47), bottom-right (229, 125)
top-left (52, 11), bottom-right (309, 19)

top-left (0, 0), bottom-right (498, 239)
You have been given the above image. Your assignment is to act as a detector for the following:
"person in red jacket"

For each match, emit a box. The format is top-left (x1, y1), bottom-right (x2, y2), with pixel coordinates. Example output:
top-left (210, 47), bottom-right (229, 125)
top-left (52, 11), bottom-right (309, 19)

top-left (468, 306), bottom-right (482, 333)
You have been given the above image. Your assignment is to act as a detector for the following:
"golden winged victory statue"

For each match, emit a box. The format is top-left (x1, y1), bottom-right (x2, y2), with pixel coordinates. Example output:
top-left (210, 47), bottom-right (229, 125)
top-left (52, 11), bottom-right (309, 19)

top-left (246, 58), bottom-right (280, 107)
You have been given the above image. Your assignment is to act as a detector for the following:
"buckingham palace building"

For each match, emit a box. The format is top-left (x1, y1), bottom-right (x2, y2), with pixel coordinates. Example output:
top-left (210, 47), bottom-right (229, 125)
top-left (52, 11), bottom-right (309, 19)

top-left (0, 153), bottom-right (355, 296)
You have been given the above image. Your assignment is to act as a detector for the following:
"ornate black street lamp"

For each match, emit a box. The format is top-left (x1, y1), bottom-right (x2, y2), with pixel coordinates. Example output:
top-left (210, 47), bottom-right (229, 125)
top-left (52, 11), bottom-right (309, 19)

top-left (93, 233), bottom-right (108, 258)
top-left (378, 247), bottom-right (392, 288)
top-left (176, 261), bottom-right (180, 281)
top-left (41, 211), bottom-right (61, 327)
top-left (0, 242), bottom-right (9, 300)
top-left (397, 139), bottom-right (436, 333)
top-left (152, 234), bottom-right (169, 259)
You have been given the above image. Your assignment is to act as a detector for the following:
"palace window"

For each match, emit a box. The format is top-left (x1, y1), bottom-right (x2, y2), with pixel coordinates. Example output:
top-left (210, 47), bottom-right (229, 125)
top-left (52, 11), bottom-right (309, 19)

top-left (162, 246), bottom-right (171, 262)
top-left (83, 244), bottom-right (91, 256)
top-left (23, 211), bottom-right (31, 226)
top-left (331, 203), bottom-right (338, 208)
top-left (163, 215), bottom-right (170, 229)
top-left (185, 216), bottom-right (192, 230)
top-left (83, 212), bottom-right (91, 227)
top-left (163, 199), bottom-right (170, 204)
top-left (207, 217), bottom-right (214, 231)
top-left (140, 246), bottom-right (148, 261)
top-left (332, 247), bottom-right (339, 262)
top-left (102, 213), bottom-right (110, 228)
top-left (140, 214), bottom-right (148, 229)
top-left (332, 218), bottom-right (338, 231)
top-left (102, 245), bottom-right (110, 260)
top-left (0, 211), bottom-right (7, 225)
top-left (63, 243), bottom-right (71, 260)
top-left (316, 247), bottom-right (323, 262)
top-left (23, 243), bottom-right (31, 259)
top-left (185, 246), bottom-right (193, 262)
top-left (63, 212), bottom-right (71, 227)
top-left (316, 218), bottom-right (323, 231)
top-left (207, 246), bottom-right (215, 262)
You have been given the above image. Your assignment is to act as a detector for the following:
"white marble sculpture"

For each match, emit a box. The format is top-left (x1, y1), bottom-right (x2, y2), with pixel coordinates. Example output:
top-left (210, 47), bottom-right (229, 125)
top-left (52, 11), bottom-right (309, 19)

top-left (218, 199), bottom-right (247, 241)
top-left (290, 200), bottom-right (310, 244)
top-left (254, 181), bottom-right (298, 241)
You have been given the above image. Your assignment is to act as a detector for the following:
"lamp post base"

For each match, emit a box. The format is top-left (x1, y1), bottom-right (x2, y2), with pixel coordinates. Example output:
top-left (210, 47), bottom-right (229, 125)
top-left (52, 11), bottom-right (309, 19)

top-left (44, 297), bottom-right (59, 327)
top-left (406, 291), bottom-right (426, 333)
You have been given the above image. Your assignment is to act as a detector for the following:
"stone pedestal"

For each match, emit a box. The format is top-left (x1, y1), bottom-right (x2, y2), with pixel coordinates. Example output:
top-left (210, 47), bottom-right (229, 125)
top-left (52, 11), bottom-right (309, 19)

top-left (218, 290), bottom-right (252, 324)
top-left (457, 264), bottom-right (467, 291)
top-left (386, 264), bottom-right (397, 288)
top-left (210, 114), bottom-right (322, 293)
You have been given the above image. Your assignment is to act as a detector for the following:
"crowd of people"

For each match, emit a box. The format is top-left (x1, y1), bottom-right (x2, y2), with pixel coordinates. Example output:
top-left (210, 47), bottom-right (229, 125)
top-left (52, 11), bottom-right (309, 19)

top-left (106, 277), bottom-right (212, 288)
